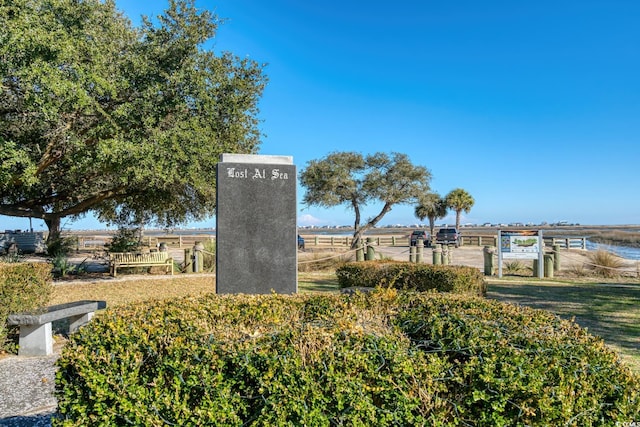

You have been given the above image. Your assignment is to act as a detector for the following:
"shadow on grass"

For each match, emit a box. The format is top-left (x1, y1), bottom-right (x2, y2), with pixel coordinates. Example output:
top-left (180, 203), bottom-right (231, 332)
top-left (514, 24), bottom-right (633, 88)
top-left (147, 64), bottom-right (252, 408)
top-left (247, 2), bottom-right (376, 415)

top-left (298, 278), bottom-right (340, 293)
top-left (487, 281), bottom-right (640, 371)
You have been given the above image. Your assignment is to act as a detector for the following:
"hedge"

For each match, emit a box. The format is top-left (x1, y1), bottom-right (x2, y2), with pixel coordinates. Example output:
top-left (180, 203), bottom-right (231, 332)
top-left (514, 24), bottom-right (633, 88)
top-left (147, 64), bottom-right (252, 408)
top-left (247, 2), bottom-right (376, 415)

top-left (0, 262), bottom-right (53, 352)
top-left (54, 290), bottom-right (639, 426)
top-left (336, 261), bottom-right (487, 296)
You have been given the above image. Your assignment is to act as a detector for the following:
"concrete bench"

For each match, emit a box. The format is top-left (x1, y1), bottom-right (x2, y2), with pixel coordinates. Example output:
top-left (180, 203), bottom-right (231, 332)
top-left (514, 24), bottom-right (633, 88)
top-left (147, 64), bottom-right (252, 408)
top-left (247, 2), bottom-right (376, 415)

top-left (108, 251), bottom-right (174, 277)
top-left (7, 300), bottom-right (106, 356)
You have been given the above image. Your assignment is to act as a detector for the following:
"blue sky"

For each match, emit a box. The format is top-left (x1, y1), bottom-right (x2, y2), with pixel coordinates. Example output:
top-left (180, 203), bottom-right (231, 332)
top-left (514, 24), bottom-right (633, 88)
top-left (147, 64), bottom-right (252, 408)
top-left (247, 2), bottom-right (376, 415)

top-left (4, 0), bottom-right (639, 231)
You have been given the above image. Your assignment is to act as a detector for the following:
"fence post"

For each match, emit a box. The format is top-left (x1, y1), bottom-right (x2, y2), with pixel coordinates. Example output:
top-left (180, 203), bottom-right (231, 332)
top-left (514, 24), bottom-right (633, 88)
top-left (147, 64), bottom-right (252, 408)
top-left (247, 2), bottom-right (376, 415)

top-left (409, 245), bottom-right (416, 263)
top-left (365, 237), bottom-right (375, 261)
top-left (552, 244), bottom-right (561, 271)
top-left (416, 239), bottom-right (423, 263)
top-left (533, 259), bottom-right (539, 277)
top-left (442, 245), bottom-right (450, 265)
top-left (184, 248), bottom-right (193, 273)
top-left (392, 236), bottom-right (396, 246)
top-left (193, 241), bottom-right (204, 273)
top-left (544, 254), bottom-right (554, 278)
top-left (432, 244), bottom-right (442, 265)
top-left (483, 246), bottom-right (495, 276)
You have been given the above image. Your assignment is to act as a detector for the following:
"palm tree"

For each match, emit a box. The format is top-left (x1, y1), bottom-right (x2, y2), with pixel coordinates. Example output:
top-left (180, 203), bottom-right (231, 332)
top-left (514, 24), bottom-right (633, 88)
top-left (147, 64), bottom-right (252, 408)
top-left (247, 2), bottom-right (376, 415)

top-left (414, 193), bottom-right (448, 237)
top-left (445, 188), bottom-right (475, 230)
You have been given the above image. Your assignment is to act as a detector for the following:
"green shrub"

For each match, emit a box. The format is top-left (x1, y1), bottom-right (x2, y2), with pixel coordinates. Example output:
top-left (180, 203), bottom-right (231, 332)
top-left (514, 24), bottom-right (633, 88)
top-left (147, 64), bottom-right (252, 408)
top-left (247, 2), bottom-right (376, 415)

top-left (108, 227), bottom-right (143, 253)
top-left (395, 293), bottom-right (640, 425)
top-left (54, 291), bottom-right (639, 425)
top-left (0, 263), bottom-right (53, 352)
top-left (335, 261), bottom-right (486, 296)
top-left (47, 235), bottom-right (78, 256)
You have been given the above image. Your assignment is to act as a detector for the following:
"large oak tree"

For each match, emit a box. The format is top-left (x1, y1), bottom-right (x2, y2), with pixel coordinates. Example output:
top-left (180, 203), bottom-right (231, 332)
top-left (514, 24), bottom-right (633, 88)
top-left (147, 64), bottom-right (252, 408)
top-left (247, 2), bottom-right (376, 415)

top-left (0, 0), bottom-right (267, 240)
top-left (300, 152), bottom-right (431, 248)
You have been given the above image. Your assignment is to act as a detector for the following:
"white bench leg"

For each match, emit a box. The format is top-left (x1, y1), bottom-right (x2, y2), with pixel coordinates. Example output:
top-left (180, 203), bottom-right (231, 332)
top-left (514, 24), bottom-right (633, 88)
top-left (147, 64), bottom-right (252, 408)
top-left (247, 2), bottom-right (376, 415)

top-left (69, 312), bottom-right (95, 333)
top-left (18, 323), bottom-right (53, 356)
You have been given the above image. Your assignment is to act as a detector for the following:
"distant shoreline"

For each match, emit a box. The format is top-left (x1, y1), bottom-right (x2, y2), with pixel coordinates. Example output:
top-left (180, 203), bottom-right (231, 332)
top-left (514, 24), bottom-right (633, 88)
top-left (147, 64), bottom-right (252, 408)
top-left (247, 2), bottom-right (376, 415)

top-left (57, 224), bottom-right (640, 250)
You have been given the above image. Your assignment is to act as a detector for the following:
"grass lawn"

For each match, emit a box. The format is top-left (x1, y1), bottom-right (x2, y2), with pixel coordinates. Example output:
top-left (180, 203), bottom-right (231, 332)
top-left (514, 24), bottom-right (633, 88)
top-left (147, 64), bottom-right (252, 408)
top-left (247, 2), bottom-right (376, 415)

top-left (50, 274), bottom-right (217, 307)
top-left (50, 272), bottom-right (639, 373)
top-left (486, 279), bottom-right (640, 373)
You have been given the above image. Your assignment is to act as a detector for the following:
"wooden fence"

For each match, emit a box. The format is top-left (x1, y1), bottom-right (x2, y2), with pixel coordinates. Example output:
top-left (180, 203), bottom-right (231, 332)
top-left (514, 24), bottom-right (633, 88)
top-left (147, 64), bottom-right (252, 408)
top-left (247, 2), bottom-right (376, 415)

top-left (299, 235), bottom-right (587, 249)
top-left (71, 233), bottom-right (587, 251)
top-left (73, 234), bottom-right (215, 251)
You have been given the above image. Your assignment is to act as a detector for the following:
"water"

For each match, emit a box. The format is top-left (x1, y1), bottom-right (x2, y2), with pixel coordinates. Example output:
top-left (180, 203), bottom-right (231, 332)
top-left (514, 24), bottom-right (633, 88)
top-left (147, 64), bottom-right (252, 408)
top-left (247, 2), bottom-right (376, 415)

top-left (586, 240), bottom-right (640, 260)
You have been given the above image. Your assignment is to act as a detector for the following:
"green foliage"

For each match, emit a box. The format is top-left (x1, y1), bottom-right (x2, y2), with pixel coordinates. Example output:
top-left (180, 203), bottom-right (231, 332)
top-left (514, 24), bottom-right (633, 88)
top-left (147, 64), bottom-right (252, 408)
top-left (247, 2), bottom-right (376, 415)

top-left (51, 254), bottom-right (88, 278)
top-left (503, 260), bottom-right (529, 275)
top-left (444, 188), bottom-right (475, 230)
top-left (335, 261), bottom-right (487, 296)
top-left (415, 192), bottom-right (447, 237)
top-left (54, 291), bottom-right (639, 425)
top-left (46, 235), bottom-right (78, 256)
top-left (395, 293), bottom-right (640, 425)
top-left (108, 228), bottom-right (142, 253)
top-left (51, 254), bottom-right (76, 277)
top-left (0, 0), bottom-right (267, 235)
top-left (300, 152), bottom-right (431, 248)
top-left (0, 263), bottom-right (52, 352)
top-left (0, 252), bottom-right (24, 263)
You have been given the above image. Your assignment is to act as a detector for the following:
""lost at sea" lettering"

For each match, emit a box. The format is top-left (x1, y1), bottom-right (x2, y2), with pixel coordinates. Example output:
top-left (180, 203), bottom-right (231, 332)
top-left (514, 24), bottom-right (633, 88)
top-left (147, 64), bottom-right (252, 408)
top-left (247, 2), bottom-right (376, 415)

top-left (226, 167), bottom-right (289, 180)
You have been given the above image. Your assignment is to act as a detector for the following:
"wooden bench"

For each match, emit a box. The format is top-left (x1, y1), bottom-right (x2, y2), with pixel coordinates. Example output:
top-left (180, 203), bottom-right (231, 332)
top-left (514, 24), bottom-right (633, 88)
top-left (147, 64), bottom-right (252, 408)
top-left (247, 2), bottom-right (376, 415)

top-left (7, 300), bottom-right (106, 356)
top-left (108, 251), bottom-right (174, 277)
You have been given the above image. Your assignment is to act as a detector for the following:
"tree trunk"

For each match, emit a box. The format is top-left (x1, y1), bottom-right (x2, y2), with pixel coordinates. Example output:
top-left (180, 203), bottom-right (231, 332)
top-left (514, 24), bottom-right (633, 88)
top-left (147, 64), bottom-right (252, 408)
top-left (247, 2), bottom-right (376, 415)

top-left (428, 216), bottom-right (436, 237)
top-left (44, 216), bottom-right (62, 245)
top-left (351, 227), bottom-right (367, 250)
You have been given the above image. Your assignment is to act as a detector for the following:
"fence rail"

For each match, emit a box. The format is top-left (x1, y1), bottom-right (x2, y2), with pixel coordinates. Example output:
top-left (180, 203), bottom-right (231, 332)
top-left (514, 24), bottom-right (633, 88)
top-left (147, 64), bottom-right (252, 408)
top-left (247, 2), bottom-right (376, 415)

top-left (543, 237), bottom-right (587, 250)
top-left (300, 235), bottom-right (587, 249)
top-left (72, 234), bottom-right (215, 251)
top-left (70, 233), bottom-right (587, 251)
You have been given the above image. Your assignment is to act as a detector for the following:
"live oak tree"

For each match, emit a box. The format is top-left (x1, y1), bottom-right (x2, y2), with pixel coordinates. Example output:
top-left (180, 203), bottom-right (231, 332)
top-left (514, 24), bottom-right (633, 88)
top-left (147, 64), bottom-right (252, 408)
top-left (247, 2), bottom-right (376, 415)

top-left (445, 188), bottom-right (475, 230)
top-left (300, 152), bottom-right (431, 249)
top-left (414, 192), bottom-right (448, 237)
top-left (0, 0), bottom-right (267, 242)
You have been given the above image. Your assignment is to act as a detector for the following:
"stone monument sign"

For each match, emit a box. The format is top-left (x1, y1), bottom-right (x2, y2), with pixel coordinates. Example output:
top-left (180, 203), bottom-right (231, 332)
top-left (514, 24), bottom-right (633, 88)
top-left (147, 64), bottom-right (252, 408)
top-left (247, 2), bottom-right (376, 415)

top-left (216, 154), bottom-right (297, 294)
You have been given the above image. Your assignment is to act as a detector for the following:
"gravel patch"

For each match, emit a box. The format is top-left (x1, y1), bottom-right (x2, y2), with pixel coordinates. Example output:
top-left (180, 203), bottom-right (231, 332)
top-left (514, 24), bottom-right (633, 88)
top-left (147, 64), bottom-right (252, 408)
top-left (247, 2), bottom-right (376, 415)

top-left (0, 354), bottom-right (59, 426)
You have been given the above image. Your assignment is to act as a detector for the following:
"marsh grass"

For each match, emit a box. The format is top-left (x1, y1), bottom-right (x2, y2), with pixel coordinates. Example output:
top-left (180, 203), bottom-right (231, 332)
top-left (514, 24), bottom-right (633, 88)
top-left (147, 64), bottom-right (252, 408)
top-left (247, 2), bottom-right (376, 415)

top-left (586, 250), bottom-right (627, 278)
top-left (588, 229), bottom-right (640, 248)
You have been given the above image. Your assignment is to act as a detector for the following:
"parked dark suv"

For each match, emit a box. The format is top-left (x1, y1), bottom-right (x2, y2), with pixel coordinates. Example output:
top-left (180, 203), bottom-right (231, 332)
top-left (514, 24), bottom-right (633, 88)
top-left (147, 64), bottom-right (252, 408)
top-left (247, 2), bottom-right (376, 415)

top-left (410, 230), bottom-right (431, 247)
